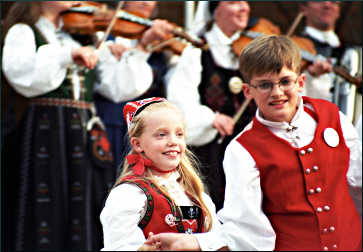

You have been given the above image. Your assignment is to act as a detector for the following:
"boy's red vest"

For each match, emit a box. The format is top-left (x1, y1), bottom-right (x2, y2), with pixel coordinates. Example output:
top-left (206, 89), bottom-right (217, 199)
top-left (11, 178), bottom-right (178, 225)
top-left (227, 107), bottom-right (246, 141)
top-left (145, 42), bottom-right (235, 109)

top-left (237, 96), bottom-right (362, 251)
top-left (121, 175), bottom-right (206, 237)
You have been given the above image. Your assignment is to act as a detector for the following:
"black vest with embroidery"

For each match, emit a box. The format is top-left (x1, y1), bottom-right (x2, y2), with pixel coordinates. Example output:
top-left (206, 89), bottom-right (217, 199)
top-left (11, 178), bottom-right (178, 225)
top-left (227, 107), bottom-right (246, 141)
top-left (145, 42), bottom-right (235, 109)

top-left (199, 49), bottom-right (256, 137)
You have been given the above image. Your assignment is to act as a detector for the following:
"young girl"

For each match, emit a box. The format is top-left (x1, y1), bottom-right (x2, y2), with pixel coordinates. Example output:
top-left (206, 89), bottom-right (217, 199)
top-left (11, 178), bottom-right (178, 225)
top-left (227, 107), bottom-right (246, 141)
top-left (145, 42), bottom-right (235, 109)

top-left (100, 97), bottom-right (221, 251)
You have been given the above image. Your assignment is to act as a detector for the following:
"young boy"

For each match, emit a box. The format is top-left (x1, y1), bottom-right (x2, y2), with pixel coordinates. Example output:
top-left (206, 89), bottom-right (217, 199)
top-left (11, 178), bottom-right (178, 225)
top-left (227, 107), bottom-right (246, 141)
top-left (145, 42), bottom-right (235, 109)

top-left (146, 35), bottom-right (362, 251)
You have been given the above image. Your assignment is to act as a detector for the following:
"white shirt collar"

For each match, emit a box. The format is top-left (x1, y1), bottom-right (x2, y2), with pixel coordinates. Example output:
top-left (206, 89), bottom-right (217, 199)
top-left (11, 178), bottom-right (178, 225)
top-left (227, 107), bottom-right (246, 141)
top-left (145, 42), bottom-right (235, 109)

top-left (36, 16), bottom-right (64, 33)
top-left (153, 170), bottom-right (180, 186)
top-left (304, 26), bottom-right (340, 48)
top-left (256, 96), bottom-right (304, 131)
top-left (35, 16), bottom-right (68, 44)
top-left (205, 23), bottom-right (241, 70)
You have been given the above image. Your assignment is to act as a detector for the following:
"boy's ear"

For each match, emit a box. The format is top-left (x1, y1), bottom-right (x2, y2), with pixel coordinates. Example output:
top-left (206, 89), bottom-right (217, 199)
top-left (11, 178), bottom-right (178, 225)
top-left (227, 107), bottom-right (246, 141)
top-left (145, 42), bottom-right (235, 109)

top-left (297, 73), bottom-right (306, 93)
top-left (242, 83), bottom-right (253, 99)
top-left (130, 137), bottom-right (143, 153)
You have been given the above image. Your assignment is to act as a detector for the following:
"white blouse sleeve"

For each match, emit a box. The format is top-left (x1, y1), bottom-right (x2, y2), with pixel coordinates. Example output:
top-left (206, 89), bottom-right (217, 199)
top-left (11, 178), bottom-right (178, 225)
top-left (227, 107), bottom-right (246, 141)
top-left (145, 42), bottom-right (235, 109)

top-left (2, 24), bottom-right (73, 97)
top-left (94, 44), bottom-right (153, 103)
top-left (165, 45), bottom-right (218, 146)
top-left (201, 192), bottom-right (221, 232)
top-left (339, 111), bottom-right (362, 217)
top-left (194, 139), bottom-right (276, 251)
top-left (100, 183), bottom-right (147, 251)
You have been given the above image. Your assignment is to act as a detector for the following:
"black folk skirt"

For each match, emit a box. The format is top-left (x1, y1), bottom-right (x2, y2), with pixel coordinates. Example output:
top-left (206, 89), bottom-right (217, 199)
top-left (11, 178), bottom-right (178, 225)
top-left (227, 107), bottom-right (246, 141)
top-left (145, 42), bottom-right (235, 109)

top-left (13, 104), bottom-right (114, 251)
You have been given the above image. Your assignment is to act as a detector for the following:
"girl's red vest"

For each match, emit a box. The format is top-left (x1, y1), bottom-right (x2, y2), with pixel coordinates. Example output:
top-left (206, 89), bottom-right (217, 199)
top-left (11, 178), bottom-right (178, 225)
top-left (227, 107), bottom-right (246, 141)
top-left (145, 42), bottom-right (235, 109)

top-left (237, 96), bottom-right (362, 251)
top-left (120, 175), bottom-right (206, 236)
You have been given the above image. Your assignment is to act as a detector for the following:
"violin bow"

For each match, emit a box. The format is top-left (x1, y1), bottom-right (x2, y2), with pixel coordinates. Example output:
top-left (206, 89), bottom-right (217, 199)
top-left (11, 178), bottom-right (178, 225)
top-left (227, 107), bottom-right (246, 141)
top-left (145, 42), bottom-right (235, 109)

top-left (96, 1), bottom-right (124, 49)
top-left (286, 11), bottom-right (304, 37)
top-left (217, 97), bottom-right (252, 144)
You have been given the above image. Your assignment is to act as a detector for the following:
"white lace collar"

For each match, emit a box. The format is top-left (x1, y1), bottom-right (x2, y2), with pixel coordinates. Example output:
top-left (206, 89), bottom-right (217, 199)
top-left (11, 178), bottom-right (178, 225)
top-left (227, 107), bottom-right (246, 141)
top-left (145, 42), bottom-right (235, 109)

top-left (153, 170), bottom-right (193, 206)
top-left (304, 26), bottom-right (340, 48)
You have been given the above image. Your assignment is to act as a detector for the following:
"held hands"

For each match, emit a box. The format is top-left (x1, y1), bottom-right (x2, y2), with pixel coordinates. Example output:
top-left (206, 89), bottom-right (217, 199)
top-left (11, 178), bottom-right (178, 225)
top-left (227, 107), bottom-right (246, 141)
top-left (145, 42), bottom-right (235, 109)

top-left (307, 58), bottom-right (333, 77)
top-left (213, 113), bottom-right (235, 137)
top-left (71, 46), bottom-right (98, 69)
top-left (143, 232), bottom-right (201, 251)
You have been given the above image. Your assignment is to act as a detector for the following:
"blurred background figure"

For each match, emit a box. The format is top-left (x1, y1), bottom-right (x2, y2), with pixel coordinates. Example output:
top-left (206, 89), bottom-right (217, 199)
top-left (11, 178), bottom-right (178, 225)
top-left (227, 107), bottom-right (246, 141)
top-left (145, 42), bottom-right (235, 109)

top-left (93, 1), bottom-right (177, 177)
top-left (300, 1), bottom-right (361, 123)
top-left (1, 1), bottom-right (142, 250)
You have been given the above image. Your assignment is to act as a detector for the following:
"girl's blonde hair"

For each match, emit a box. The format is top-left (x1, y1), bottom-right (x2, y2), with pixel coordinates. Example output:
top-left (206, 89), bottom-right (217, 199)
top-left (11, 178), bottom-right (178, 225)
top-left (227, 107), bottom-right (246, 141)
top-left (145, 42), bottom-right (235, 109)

top-left (114, 101), bottom-right (213, 231)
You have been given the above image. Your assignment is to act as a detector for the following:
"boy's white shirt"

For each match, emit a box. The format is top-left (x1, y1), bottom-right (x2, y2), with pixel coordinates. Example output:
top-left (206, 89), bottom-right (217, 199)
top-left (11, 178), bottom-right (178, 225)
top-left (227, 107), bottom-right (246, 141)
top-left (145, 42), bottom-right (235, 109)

top-left (194, 96), bottom-right (362, 251)
top-left (100, 170), bottom-right (221, 251)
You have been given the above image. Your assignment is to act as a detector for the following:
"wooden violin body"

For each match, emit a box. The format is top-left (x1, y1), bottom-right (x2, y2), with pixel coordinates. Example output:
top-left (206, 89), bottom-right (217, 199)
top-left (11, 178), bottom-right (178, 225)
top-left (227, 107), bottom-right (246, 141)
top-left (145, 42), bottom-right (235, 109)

top-left (61, 1), bottom-right (206, 55)
top-left (232, 18), bottom-right (281, 57)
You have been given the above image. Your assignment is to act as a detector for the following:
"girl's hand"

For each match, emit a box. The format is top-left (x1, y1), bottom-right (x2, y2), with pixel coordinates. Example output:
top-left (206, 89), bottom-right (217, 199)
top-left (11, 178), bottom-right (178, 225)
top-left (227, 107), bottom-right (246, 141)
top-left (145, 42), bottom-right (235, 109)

top-left (138, 233), bottom-right (159, 251)
top-left (144, 232), bottom-right (201, 251)
top-left (71, 46), bottom-right (98, 69)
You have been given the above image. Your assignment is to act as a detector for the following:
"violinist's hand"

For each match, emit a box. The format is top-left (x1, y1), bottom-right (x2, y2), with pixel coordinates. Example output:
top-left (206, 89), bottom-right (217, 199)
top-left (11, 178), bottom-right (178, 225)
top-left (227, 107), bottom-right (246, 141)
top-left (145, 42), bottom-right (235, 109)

top-left (139, 19), bottom-right (174, 50)
top-left (213, 113), bottom-right (235, 137)
top-left (71, 46), bottom-right (98, 69)
top-left (307, 58), bottom-right (333, 77)
top-left (144, 232), bottom-right (201, 251)
top-left (108, 43), bottom-right (128, 61)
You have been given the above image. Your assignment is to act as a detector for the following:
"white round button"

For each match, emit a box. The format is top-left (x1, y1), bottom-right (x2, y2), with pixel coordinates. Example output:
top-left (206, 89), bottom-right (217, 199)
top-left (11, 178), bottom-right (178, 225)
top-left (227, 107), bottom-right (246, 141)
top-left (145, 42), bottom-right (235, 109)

top-left (323, 128), bottom-right (339, 147)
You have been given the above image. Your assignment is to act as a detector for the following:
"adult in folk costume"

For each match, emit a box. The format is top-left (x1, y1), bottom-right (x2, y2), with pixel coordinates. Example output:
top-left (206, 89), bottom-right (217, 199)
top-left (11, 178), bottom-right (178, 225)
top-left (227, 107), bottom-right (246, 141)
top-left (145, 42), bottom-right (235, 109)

top-left (1, 1), bottom-right (139, 250)
top-left (94, 1), bottom-right (176, 176)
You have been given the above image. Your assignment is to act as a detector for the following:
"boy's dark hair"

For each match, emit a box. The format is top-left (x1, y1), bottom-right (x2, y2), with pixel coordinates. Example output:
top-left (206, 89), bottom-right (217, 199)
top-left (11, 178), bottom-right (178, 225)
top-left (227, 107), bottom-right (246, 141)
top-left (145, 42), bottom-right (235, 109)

top-left (239, 35), bottom-right (302, 83)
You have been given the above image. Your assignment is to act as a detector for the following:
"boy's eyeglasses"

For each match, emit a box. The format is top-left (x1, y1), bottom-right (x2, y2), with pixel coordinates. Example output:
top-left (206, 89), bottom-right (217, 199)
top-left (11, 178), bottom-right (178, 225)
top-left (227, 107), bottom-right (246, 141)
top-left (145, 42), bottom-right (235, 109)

top-left (249, 77), bottom-right (298, 93)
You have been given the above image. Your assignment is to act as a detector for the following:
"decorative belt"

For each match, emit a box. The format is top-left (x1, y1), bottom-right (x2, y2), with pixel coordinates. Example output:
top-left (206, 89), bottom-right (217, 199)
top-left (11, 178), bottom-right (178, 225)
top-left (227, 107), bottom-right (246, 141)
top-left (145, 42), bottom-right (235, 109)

top-left (30, 98), bottom-right (93, 110)
top-left (30, 98), bottom-right (106, 131)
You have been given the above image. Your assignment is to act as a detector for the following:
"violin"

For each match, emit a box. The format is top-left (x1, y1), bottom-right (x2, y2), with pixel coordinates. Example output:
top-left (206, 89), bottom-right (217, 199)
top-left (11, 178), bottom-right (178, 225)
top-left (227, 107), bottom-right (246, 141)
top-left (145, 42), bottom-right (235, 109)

top-left (231, 18), bottom-right (362, 88)
top-left (291, 36), bottom-right (362, 89)
top-left (61, 2), bottom-right (206, 55)
top-left (231, 18), bottom-right (281, 57)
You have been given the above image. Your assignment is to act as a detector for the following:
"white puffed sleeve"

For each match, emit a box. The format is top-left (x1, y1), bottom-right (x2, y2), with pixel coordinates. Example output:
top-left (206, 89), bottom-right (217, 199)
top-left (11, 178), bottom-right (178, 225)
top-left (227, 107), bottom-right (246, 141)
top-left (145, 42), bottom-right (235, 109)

top-left (94, 44), bottom-right (153, 103)
top-left (165, 45), bottom-right (218, 146)
top-left (100, 184), bottom-right (147, 251)
top-left (2, 23), bottom-right (73, 97)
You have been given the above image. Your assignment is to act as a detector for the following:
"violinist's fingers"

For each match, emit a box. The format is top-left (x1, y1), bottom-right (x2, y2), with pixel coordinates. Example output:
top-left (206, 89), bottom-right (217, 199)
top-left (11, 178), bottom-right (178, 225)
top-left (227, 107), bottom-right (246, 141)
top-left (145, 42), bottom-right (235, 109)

top-left (108, 43), bottom-right (127, 61)
top-left (71, 47), bottom-right (98, 69)
top-left (142, 19), bottom-right (174, 45)
top-left (88, 53), bottom-right (99, 69)
top-left (308, 59), bottom-right (332, 76)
